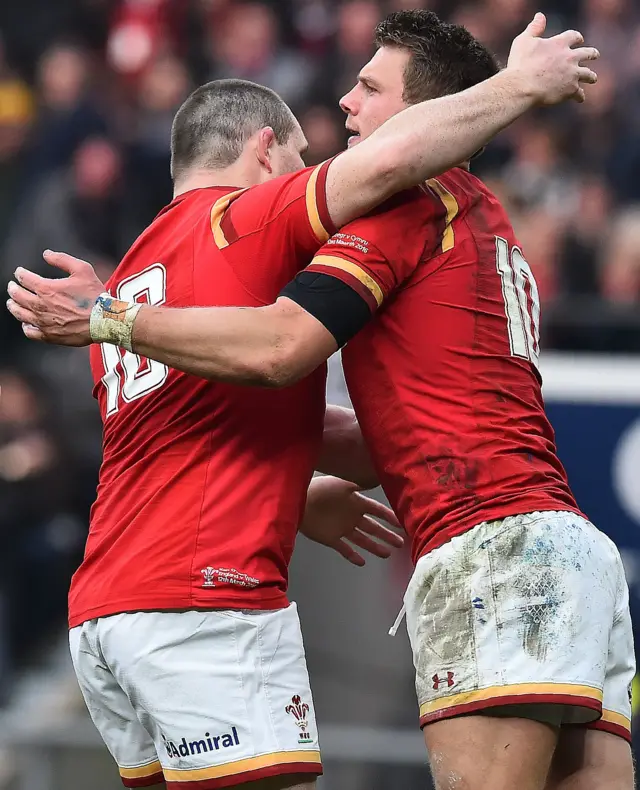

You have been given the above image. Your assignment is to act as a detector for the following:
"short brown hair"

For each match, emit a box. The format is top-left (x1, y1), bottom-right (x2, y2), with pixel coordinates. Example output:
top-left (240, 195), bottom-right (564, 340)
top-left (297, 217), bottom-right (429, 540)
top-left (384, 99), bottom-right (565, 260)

top-left (170, 79), bottom-right (297, 181)
top-left (374, 10), bottom-right (499, 105)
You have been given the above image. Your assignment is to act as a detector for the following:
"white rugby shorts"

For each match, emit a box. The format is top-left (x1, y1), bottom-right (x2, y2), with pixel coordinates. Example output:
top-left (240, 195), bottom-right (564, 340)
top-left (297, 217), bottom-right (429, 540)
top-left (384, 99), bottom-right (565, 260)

top-left (69, 604), bottom-right (322, 788)
top-left (404, 511), bottom-right (635, 741)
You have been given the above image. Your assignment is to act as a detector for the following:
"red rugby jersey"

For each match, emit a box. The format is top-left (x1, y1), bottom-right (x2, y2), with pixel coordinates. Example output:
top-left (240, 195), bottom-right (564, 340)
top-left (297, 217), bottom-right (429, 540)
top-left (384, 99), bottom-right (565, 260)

top-left (69, 162), bottom-right (335, 628)
top-left (304, 167), bottom-right (582, 564)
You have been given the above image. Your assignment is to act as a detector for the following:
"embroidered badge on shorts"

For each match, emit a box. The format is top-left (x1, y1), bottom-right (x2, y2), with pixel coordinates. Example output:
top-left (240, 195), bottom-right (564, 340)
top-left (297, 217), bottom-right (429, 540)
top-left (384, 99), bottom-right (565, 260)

top-left (285, 695), bottom-right (313, 743)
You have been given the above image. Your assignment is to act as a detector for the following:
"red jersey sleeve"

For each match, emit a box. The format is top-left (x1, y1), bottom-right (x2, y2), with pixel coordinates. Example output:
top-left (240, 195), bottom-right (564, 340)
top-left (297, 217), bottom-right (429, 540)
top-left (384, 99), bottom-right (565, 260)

top-left (205, 160), bottom-right (337, 302)
top-left (302, 181), bottom-right (451, 313)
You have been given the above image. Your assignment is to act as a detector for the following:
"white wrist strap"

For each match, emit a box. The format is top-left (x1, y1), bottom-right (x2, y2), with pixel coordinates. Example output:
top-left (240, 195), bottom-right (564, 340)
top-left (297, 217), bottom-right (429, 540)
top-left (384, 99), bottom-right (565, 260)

top-left (89, 293), bottom-right (142, 352)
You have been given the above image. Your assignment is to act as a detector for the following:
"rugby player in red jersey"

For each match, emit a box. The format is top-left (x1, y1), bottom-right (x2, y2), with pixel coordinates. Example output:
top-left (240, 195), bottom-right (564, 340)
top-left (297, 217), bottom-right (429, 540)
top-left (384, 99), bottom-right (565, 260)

top-left (7, 12), bottom-right (609, 790)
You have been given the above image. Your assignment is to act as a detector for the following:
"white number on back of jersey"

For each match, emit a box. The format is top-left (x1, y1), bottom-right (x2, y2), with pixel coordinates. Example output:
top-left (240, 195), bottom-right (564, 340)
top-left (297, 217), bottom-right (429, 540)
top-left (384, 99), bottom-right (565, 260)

top-left (495, 236), bottom-right (540, 369)
top-left (101, 264), bottom-right (169, 417)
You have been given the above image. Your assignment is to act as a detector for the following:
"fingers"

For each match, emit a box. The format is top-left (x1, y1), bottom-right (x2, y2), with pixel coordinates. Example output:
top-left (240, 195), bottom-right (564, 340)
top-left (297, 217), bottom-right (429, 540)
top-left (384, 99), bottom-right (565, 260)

top-left (7, 280), bottom-right (39, 310)
top-left (22, 324), bottom-right (46, 341)
top-left (577, 66), bottom-right (598, 85)
top-left (349, 525), bottom-right (393, 559)
top-left (7, 298), bottom-right (38, 326)
top-left (14, 267), bottom-right (50, 294)
top-left (42, 249), bottom-right (88, 275)
top-left (357, 514), bottom-right (404, 547)
top-left (352, 492), bottom-right (401, 528)
top-left (571, 87), bottom-right (586, 103)
top-left (336, 539), bottom-right (366, 567)
top-left (573, 46), bottom-right (599, 62)
top-left (556, 28), bottom-right (584, 47)
top-left (525, 11), bottom-right (547, 38)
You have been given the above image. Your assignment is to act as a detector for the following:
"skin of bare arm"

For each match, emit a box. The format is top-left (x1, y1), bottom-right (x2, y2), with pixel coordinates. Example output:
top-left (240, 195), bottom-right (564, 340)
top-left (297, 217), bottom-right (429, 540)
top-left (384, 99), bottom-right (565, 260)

top-left (316, 405), bottom-right (379, 489)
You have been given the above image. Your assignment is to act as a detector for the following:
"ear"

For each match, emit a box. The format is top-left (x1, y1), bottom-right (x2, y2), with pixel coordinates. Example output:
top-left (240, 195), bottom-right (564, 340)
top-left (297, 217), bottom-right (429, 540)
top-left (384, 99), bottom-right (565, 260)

top-left (255, 126), bottom-right (276, 174)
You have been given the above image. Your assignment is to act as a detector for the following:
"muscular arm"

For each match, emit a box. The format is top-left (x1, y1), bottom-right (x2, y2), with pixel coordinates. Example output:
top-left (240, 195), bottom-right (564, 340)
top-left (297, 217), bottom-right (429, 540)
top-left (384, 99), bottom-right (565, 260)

top-left (317, 405), bottom-right (378, 489)
top-left (325, 69), bottom-right (532, 228)
top-left (130, 298), bottom-right (337, 387)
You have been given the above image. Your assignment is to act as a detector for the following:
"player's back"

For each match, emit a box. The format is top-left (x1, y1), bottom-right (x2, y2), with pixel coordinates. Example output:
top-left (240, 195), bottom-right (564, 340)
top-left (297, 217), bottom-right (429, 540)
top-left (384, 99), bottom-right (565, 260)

top-left (341, 168), bottom-right (581, 562)
top-left (69, 184), bottom-right (327, 627)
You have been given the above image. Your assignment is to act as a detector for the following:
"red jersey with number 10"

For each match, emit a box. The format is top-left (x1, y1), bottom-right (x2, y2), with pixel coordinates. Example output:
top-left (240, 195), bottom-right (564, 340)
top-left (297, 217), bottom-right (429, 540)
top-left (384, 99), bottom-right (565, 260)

top-left (69, 163), bottom-right (335, 628)
top-left (304, 167), bottom-right (582, 563)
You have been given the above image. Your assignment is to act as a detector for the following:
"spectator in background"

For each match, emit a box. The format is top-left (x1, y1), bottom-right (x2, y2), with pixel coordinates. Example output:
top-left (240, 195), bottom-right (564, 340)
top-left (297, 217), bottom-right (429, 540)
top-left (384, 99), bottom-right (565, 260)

top-left (291, 0), bottom-right (335, 58)
top-left (319, 0), bottom-right (380, 103)
top-left (0, 36), bottom-right (33, 248)
top-left (601, 205), bottom-right (640, 302)
top-left (564, 63), bottom-right (622, 178)
top-left (478, 0), bottom-right (535, 58)
top-left (580, 0), bottom-right (636, 89)
top-left (299, 104), bottom-right (344, 165)
top-left (3, 136), bottom-right (134, 285)
top-left (0, 369), bottom-right (84, 689)
top-left (126, 53), bottom-right (191, 227)
top-left (501, 119), bottom-right (578, 219)
top-left (558, 174), bottom-right (612, 297)
top-left (21, 43), bottom-right (107, 192)
top-left (208, 2), bottom-right (315, 107)
top-left (0, 43), bottom-right (34, 364)
top-left (511, 206), bottom-right (563, 301)
top-left (107, 0), bottom-right (176, 80)
top-left (451, 3), bottom-right (500, 50)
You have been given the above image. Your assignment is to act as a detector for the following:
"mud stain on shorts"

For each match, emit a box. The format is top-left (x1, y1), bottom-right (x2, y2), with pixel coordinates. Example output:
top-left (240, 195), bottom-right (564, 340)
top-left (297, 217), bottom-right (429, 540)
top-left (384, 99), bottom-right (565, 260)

top-left (414, 544), bottom-right (477, 699)
top-left (513, 566), bottom-right (563, 662)
top-left (490, 523), bottom-right (574, 663)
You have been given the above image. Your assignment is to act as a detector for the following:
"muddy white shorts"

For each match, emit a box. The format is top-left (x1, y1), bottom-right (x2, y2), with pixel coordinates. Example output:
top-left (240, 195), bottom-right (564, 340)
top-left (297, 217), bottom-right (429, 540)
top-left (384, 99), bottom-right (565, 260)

top-left (404, 511), bottom-right (635, 742)
top-left (69, 604), bottom-right (322, 788)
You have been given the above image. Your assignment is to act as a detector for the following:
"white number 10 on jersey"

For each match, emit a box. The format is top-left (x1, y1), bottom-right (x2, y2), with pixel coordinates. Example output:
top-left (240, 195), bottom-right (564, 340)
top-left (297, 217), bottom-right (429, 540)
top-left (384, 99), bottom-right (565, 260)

top-left (495, 236), bottom-right (540, 369)
top-left (101, 265), bottom-right (169, 417)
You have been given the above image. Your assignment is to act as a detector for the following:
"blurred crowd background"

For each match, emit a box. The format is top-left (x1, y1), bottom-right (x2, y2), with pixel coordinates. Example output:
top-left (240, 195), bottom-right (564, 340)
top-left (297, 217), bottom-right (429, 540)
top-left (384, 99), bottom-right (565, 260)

top-left (0, 0), bottom-right (639, 786)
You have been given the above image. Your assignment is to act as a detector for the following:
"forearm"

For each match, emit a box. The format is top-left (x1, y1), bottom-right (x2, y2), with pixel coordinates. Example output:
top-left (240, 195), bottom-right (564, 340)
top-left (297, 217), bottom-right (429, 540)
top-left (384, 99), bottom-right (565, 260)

top-left (131, 304), bottom-right (290, 386)
top-left (378, 71), bottom-right (534, 189)
top-left (130, 298), bottom-right (335, 388)
top-left (316, 405), bottom-right (379, 489)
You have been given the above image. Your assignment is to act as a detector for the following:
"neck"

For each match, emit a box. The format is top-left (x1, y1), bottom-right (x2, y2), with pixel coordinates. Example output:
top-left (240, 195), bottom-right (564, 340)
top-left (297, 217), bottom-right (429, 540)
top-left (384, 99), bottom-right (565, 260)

top-left (173, 163), bottom-right (261, 198)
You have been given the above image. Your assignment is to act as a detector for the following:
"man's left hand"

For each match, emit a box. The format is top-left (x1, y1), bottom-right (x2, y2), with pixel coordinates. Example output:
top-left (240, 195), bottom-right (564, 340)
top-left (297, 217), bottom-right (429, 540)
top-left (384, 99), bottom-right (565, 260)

top-left (300, 475), bottom-right (403, 566)
top-left (6, 250), bottom-right (105, 346)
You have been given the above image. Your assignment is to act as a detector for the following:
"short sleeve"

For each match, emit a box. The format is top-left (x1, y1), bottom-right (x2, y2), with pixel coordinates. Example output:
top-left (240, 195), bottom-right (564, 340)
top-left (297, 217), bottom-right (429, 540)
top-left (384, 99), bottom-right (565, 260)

top-left (302, 185), bottom-right (445, 314)
top-left (206, 160), bottom-right (337, 303)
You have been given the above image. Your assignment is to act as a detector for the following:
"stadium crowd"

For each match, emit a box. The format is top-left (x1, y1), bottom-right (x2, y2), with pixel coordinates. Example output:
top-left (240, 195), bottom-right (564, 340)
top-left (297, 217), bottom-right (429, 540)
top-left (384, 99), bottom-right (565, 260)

top-left (0, 0), bottom-right (638, 726)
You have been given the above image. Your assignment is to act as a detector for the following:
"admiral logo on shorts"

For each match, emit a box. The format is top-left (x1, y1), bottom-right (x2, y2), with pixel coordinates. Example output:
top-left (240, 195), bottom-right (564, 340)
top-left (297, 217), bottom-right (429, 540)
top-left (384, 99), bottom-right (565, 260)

top-left (285, 695), bottom-right (313, 744)
top-left (162, 727), bottom-right (240, 759)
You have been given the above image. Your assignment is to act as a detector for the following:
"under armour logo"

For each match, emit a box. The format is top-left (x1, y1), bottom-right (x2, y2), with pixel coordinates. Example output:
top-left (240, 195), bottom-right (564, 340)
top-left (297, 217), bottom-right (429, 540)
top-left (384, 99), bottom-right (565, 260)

top-left (432, 671), bottom-right (455, 690)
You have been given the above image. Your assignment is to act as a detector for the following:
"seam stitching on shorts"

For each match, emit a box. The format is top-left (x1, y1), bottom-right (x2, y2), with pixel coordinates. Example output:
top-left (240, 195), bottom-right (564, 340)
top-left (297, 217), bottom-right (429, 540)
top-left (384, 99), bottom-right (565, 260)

top-left (256, 617), bottom-right (281, 750)
top-left (233, 616), bottom-right (252, 744)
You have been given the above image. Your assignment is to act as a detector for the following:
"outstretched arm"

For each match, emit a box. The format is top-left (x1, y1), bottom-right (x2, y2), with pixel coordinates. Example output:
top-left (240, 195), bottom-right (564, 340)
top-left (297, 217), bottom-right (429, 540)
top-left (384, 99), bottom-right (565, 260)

top-left (7, 260), bottom-right (341, 384)
top-left (322, 13), bottom-right (599, 227)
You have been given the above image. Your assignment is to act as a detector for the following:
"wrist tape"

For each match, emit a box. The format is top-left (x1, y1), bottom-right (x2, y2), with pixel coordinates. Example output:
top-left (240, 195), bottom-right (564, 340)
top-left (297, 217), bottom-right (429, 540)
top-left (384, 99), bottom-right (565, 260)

top-left (89, 293), bottom-right (142, 352)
